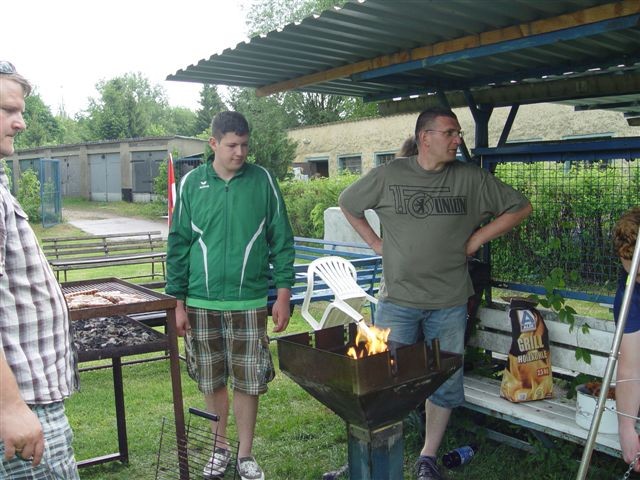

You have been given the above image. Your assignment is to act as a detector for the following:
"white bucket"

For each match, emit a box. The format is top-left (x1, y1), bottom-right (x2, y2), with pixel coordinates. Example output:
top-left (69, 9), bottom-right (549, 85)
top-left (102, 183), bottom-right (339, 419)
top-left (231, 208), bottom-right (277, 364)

top-left (575, 384), bottom-right (618, 435)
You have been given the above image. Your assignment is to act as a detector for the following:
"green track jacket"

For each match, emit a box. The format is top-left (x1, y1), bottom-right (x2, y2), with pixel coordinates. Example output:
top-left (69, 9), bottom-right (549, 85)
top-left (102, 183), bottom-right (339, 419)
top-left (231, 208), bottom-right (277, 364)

top-left (166, 162), bottom-right (295, 310)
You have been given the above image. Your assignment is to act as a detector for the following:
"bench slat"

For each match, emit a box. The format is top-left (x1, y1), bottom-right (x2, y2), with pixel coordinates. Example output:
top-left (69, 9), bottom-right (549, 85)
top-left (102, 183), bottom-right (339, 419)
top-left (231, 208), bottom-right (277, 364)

top-left (467, 330), bottom-right (611, 377)
top-left (50, 253), bottom-right (166, 268)
top-left (476, 307), bottom-right (615, 346)
top-left (42, 231), bottom-right (161, 243)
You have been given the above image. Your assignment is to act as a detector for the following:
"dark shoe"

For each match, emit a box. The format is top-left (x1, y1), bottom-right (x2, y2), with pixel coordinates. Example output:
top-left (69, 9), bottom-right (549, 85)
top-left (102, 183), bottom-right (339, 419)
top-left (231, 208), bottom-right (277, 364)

top-left (415, 455), bottom-right (443, 480)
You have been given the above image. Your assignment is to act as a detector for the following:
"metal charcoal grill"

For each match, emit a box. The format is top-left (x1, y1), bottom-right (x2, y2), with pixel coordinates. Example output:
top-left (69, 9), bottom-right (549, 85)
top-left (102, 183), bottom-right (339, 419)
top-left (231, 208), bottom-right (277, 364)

top-left (155, 408), bottom-right (239, 480)
top-left (61, 277), bottom-right (187, 473)
top-left (276, 323), bottom-right (463, 479)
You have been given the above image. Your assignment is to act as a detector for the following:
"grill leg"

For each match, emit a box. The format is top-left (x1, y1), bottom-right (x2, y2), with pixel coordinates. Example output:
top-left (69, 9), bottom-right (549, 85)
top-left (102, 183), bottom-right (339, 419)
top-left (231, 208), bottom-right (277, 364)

top-left (112, 357), bottom-right (129, 464)
top-left (166, 307), bottom-right (189, 479)
top-left (347, 422), bottom-right (404, 480)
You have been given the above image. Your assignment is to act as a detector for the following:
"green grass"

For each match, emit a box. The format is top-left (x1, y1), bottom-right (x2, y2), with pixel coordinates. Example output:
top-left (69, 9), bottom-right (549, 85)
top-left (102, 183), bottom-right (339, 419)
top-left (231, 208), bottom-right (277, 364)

top-left (63, 196), bottom-right (166, 219)
top-left (28, 201), bottom-right (630, 479)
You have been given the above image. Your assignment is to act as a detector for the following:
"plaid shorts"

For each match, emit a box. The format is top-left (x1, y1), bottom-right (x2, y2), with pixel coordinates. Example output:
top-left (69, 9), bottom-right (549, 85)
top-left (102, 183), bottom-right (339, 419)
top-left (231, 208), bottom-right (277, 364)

top-left (187, 306), bottom-right (275, 396)
top-left (0, 402), bottom-right (80, 480)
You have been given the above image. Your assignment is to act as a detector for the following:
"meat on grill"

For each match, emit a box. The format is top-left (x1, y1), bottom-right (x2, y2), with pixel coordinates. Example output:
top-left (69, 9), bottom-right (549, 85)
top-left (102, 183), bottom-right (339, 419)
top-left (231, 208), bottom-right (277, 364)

top-left (65, 289), bottom-right (147, 309)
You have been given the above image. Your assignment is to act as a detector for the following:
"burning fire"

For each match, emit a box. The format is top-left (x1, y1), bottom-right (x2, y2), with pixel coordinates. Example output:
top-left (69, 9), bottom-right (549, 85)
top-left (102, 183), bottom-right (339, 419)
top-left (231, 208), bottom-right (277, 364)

top-left (346, 324), bottom-right (391, 359)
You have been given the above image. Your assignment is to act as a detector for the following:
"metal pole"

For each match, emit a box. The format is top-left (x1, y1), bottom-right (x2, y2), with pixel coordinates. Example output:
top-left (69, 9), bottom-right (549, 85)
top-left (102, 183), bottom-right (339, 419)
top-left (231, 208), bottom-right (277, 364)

top-left (576, 226), bottom-right (640, 480)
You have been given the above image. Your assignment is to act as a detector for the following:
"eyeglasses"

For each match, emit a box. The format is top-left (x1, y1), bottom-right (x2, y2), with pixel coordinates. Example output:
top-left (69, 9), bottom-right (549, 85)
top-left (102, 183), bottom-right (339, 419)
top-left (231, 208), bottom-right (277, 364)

top-left (424, 129), bottom-right (464, 139)
top-left (0, 61), bottom-right (17, 74)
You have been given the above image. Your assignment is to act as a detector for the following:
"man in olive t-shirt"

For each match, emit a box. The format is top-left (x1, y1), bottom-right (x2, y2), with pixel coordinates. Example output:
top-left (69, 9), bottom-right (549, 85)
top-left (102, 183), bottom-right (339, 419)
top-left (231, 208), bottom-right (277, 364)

top-left (339, 107), bottom-right (532, 480)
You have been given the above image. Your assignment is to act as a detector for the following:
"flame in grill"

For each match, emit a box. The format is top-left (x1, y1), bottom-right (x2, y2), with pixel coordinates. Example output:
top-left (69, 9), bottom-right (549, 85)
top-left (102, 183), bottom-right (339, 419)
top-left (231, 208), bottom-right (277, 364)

top-left (346, 324), bottom-right (391, 359)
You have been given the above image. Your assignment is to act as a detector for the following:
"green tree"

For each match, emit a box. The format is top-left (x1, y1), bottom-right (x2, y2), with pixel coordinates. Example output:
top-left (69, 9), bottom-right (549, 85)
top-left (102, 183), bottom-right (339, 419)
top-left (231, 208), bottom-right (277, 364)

top-left (163, 107), bottom-right (199, 137)
top-left (195, 85), bottom-right (227, 135)
top-left (57, 114), bottom-right (91, 144)
top-left (229, 88), bottom-right (297, 180)
top-left (281, 92), bottom-right (378, 126)
top-left (246, 0), bottom-right (347, 35)
top-left (14, 93), bottom-right (62, 149)
top-left (85, 73), bottom-right (170, 140)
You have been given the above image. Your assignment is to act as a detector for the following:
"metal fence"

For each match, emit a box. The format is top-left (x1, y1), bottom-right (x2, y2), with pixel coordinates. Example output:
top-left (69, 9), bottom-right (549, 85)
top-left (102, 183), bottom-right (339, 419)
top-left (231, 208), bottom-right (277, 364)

top-left (485, 154), bottom-right (639, 303)
top-left (39, 158), bottom-right (62, 228)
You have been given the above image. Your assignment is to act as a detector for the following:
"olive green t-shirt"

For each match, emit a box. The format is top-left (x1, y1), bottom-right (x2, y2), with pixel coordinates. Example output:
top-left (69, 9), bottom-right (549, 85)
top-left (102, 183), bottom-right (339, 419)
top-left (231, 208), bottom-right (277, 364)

top-left (339, 156), bottom-right (529, 309)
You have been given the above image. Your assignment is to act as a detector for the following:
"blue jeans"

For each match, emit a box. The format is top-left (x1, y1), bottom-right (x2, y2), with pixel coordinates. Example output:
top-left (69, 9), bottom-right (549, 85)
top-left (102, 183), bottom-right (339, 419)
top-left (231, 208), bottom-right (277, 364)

top-left (375, 300), bottom-right (467, 409)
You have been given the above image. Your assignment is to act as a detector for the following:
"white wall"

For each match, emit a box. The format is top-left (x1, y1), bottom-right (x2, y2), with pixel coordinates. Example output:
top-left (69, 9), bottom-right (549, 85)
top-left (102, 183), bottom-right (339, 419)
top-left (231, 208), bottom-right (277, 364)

top-left (323, 207), bottom-right (379, 255)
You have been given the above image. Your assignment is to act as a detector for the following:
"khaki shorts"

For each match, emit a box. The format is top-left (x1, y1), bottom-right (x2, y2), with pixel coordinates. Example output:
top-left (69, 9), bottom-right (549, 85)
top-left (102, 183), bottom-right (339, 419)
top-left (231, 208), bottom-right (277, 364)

top-left (187, 306), bottom-right (274, 396)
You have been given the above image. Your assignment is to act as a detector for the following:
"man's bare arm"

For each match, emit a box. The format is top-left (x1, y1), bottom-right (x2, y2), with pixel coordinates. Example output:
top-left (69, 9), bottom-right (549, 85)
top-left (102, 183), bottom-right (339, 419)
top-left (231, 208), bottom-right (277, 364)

top-left (340, 207), bottom-right (382, 255)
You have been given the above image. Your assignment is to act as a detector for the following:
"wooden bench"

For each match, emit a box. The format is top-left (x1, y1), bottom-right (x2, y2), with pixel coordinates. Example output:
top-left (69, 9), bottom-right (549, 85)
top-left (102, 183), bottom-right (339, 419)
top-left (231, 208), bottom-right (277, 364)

top-left (464, 303), bottom-right (623, 458)
top-left (42, 231), bottom-right (166, 285)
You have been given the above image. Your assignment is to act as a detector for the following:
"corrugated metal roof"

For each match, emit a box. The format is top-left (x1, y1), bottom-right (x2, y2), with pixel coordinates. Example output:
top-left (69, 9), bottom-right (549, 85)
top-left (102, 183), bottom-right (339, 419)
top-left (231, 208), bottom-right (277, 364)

top-left (167, 0), bottom-right (640, 116)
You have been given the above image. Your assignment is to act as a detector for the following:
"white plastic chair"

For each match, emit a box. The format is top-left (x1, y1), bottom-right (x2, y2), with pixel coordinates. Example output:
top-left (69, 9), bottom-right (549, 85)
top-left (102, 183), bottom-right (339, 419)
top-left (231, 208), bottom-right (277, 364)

top-left (301, 255), bottom-right (378, 331)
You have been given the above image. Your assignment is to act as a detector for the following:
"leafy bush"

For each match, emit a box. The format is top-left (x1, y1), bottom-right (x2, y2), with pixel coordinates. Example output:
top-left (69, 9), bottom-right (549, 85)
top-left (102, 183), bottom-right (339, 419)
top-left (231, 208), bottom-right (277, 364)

top-left (154, 150), bottom-right (181, 201)
top-left (17, 169), bottom-right (41, 222)
top-left (154, 159), bottom-right (168, 200)
top-left (280, 172), bottom-right (360, 237)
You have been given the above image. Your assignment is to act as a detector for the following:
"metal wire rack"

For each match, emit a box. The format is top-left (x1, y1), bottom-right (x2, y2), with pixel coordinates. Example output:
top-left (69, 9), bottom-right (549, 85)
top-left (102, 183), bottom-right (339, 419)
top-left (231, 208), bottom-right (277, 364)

top-left (489, 157), bottom-right (639, 293)
top-left (155, 407), bottom-right (239, 480)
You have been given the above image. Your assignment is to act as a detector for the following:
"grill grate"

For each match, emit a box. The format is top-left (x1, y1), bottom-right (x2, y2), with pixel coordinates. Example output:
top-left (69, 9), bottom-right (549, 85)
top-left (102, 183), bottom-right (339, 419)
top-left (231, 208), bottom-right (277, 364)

top-left (61, 277), bottom-right (175, 321)
top-left (62, 280), bottom-right (159, 299)
top-left (155, 408), bottom-right (239, 480)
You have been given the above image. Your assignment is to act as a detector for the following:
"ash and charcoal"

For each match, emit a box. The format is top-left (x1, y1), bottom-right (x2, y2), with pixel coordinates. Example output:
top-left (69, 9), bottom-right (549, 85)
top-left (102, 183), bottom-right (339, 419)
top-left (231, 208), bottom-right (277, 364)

top-left (73, 316), bottom-right (162, 352)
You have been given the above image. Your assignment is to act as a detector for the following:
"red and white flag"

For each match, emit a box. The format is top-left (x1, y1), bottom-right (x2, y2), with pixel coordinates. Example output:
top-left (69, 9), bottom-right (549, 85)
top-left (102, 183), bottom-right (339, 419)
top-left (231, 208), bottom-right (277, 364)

top-left (167, 153), bottom-right (176, 227)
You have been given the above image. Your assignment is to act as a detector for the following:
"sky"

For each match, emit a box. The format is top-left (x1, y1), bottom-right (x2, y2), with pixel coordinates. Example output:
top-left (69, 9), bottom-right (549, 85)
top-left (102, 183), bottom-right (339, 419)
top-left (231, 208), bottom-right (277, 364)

top-left (3, 0), bottom-right (254, 116)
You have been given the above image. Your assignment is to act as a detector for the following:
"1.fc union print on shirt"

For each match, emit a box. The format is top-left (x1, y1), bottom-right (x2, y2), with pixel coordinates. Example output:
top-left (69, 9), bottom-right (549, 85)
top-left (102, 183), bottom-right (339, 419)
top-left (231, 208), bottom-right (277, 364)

top-left (389, 185), bottom-right (467, 219)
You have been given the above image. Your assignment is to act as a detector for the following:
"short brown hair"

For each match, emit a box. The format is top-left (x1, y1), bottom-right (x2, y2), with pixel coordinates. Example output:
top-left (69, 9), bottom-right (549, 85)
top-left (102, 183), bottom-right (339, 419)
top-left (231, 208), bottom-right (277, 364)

top-left (414, 107), bottom-right (458, 142)
top-left (613, 207), bottom-right (640, 260)
top-left (211, 111), bottom-right (249, 140)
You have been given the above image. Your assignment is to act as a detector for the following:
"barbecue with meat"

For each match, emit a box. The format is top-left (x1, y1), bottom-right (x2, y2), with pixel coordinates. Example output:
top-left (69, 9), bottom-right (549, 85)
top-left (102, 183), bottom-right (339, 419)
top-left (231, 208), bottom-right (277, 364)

top-left (64, 289), bottom-right (147, 309)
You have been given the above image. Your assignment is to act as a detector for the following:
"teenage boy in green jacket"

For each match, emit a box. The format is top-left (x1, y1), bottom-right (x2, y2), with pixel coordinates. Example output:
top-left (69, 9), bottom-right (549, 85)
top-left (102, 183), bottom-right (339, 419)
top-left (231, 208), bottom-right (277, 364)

top-left (166, 111), bottom-right (295, 480)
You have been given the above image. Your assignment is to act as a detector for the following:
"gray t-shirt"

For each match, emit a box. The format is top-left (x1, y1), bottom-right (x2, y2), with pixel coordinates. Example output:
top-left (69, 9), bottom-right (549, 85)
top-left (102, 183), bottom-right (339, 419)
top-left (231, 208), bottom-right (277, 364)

top-left (339, 156), bottom-right (529, 309)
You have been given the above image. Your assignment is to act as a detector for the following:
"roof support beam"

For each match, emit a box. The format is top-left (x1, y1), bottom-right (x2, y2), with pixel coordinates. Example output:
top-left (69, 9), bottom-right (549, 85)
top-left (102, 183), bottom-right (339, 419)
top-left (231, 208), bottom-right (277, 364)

top-left (378, 70), bottom-right (640, 115)
top-left (255, 0), bottom-right (640, 97)
top-left (353, 15), bottom-right (639, 82)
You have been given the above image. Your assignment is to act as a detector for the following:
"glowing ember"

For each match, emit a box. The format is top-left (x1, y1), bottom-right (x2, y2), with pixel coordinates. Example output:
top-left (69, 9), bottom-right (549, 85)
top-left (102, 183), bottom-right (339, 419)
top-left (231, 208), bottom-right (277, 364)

top-left (346, 324), bottom-right (391, 359)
